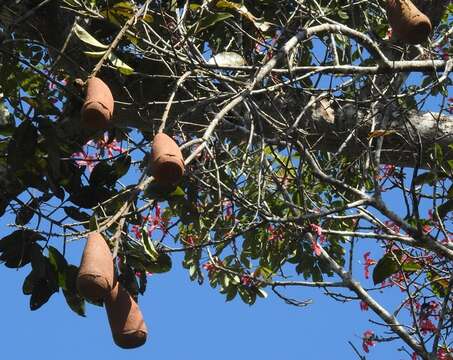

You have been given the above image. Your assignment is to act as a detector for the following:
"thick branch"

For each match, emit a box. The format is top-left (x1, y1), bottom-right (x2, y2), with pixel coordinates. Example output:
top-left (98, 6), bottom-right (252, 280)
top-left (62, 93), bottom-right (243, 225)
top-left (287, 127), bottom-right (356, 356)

top-left (307, 107), bottom-right (453, 169)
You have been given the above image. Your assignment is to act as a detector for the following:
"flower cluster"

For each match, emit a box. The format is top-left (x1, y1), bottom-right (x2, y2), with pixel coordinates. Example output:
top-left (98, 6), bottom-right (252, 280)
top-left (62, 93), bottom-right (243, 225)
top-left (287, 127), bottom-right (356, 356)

top-left (130, 204), bottom-right (168, 240)
top-left (71, 133), bottom-right (125, 172)
top-left (202, 257), bottom-right (224, 275)
top-left (362, 330), bottom-right (376, 353)
top-left (377, 164), bottom-right (396, 181)
top-left (412, 347), bottom-right (452, 360)
top-left (241, 274), bottom-right (253, 287)
top-left (267, 224), bottom-right (285, 242)
top-left (309, 223), bottom-right (326, 256)
top-left (418, 301), bottom-right (439, 335)
top-left (363, 252), bottom-right (376, 279)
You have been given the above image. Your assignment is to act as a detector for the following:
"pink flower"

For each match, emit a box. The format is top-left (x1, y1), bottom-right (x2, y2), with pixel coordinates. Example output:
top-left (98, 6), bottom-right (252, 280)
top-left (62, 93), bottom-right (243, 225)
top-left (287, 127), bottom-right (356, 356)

top-left (267, 224), bottom-right (284, 242)
top-left (363, 252), bottom-right (376, 279)
top-left (362, 330), bottom-right (376, 353)
top-left (97, 133), bottom-right (124, 158)
top-left (71, 151), bottom-right (98, 172)
top-left (131, 225), bottom-right (142, 239)
top-left (386, 28), bottom-right (393, 39)
top-left (185, 235), bottom-right (195, 246)
top-left (145, 204), bottom-right (168, 235)
top-left (419, 318), bottom-right (437, 335)
top-left (437, 348), bottom-right (452, 360)
top-left (377, 164), bottom-right (396, 181)
top-left (241, 275), bottom-right (253, 286)
top-left (203, 262), bottom-right (216, 273)
top-left (359, 300), bottom-right (369, 311)
top-left (310, 223), bottom-right (326, 242)
top-left (422, 224), bottom-right (432, 234)
top-left (311, 239), bottom-right (322, 256)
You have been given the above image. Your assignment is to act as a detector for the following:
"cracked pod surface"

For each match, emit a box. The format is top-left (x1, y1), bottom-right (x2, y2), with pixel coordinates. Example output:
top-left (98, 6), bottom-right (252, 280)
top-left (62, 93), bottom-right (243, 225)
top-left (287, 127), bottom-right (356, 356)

top-left (151, 133), bottom-right (185, 184)
top-left (81, 77), bottom-right (114, 130)
top-left (77, 232), bottom-right (115, 302)
top-left (386, 0), bottom-right (432, 44)
top-left (105, 283), bottom-right (148, 349)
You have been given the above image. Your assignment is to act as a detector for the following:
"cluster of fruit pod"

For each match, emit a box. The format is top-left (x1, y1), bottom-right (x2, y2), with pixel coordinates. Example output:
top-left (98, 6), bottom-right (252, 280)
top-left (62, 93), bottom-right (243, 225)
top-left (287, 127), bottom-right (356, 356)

top-left (77, 232), bottom-right (147, 348)
top-left (386, 0), bottom-right (432, 44)
top-left (78, 77), bottom-right (185, 348)
top-left (81, 76), bottom-right (185, 184)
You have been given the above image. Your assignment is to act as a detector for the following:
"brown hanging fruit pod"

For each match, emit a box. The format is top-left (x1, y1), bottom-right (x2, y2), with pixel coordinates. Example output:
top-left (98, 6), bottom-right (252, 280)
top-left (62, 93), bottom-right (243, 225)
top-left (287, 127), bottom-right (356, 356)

top-left (77, 232), bottom-right (115, 302)
top-left (151, 133), bottom-right (185, 184)
top-left (105, 283), bottom-right (148, 349)
top-left (81, 77), bottom-right (114, 130)
top-left (386, 0), bottom-right (432, 44)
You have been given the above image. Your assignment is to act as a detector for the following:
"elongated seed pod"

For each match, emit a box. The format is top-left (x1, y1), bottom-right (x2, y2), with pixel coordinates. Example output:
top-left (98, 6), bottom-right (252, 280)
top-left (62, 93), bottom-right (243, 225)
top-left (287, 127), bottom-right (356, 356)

top-left (105, 283), bottom-right (148, 349)
top-left (77, 232), bottom-right (115, 302)
top-left (386, 0), bottom-right (432, 45)
top-left (81, 77), bottom-right (114, 130)
top-left (151, 133), bottom-right (185, 184)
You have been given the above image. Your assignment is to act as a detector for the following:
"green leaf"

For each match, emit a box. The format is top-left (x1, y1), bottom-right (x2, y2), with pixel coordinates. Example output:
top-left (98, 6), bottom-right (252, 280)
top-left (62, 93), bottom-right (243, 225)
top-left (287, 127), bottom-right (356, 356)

top-left (90, 161), bottom-right (115, 188)
top-left (108, 53), bottom-right (134, 75)
top-left (30, 277), bottom-right (57, 311)
top-left (113, 154), bottom-right (131, 178)
top-left (89, 215), bottom-right (98, 231)
top-left (145, 252), bottom-right (172, 273)
top-left (142, 230), bottom-right (158, 261)
top-left (238, 286), bottom-right (256, 305)
top-left (194, 13), bottom-right (234, 33)
top-left (338, 10), bottom-right (349, 20)
top-left (47, 246), bottom-right (68, 288)
top-left (63, 289), bottom-right (86, 317)
top-left (437, 199), bottom-right (453, 219)
top-left (372, 252), bottom-right (420, 285)
top-left (60, 264), bottom-right (85, 316)
top-left (89, 155), bottom-right (130, 188)
top-left (15, 200), bottom-right (37, 225)
top-left (170, 186), bottom-right (185, 197)
top-left (427, 270), bottom-right (448, 298)
top-left (372, 254), bottom-right (398, 285)
top-left (63, 206), bottom-right (90, 222)
top-left (83, 50), bottom-right (106, 58)
top-left (69, 185), bottom-right (112, 208)
top-left (22, 270), bottom-right (36, 295)
top-left (74, 23), bottom-right (108, 49)
top-left (401, 262), bottom-right (421, 272)
top-left (225, 285), bottom-right (237, 302)
top-left (0, 230), bottom-right (44, 268)
top-left (7, 121), bottom-right (38, 171)
top-left (138, 271), bottom-right (147, 295)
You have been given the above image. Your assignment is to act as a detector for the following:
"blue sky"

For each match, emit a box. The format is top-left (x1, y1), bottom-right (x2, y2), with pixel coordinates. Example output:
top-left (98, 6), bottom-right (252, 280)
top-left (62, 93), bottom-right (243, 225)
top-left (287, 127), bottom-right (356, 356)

top-left (2, 247), bottom-right (392, 359)
top-left (0, 192), bottom-right (415, 360)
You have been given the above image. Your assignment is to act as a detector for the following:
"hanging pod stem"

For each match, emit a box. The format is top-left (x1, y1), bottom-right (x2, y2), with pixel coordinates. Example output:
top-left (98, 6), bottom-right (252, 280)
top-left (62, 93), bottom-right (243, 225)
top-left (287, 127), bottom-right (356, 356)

top-left (81, 77), bottom-right (114, 130)
top-left (77, 232), bottom-right (115, 302)
top-left (105, 282), bottom-right (148, 349)
top-left (151, 133), bottom-right (185, 184)
top-left (386, 0), bottom-right (432, 45)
